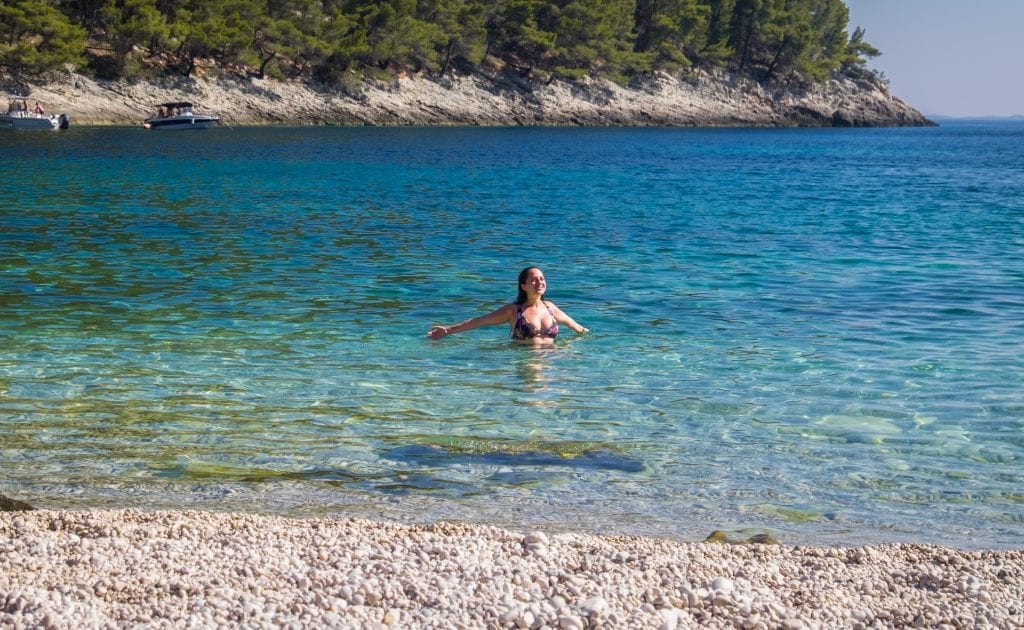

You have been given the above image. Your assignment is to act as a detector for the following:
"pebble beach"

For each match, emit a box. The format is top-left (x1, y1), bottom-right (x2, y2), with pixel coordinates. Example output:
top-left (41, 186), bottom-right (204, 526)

top-left (1, 509), bottom-right (1021, 628)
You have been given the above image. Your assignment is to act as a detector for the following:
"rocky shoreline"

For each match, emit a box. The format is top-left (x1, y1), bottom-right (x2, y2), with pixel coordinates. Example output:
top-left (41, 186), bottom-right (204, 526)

top-left (16, 67), bottom-right (933, 128)
top-left (1, 509), bottom-right (1020, 628)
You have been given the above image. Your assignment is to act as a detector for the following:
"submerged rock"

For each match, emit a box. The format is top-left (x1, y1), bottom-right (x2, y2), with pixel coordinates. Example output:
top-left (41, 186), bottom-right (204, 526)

top-left (0, 494), bottom-right (35, 512)
top-left (705, 530), bottom-right (779, 545)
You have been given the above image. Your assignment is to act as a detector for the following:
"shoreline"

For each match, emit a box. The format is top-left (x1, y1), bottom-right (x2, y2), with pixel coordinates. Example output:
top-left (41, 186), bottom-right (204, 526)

top-left (15, 67), bottom-right (933, 128)
top-left (2, 508), bottom-right (1020, 628)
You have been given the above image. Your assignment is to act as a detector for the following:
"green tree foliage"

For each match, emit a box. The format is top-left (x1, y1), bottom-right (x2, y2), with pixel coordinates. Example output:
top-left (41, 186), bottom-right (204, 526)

top-left (807, 0), bottom-right (850, 76)
top-left (100, 0), bottom-right (171, 58)
top-left (843, 25), bottom-right (879, 68)
top-left (314, 0), bottom-right (449, 76)
top-left (757, 0), bottom-right (854, 80)
top-left (12, 0), bottom-right (885, 87)
top-left (485, 0), bottom-right (558, 75)
top-left (59, 0), bottom-right (107, 31)
top-left (423, 0), bottom-right (487, 76)
top-left (633, 0), bottom-right (709, 70)
top-left (1, 0), bottom-right (86, 74)
top-left (726, 0), bottom-right (760, 72)
top-left (249, 0), bottom-right (329, 78)
top-left (759, 0), bottom-right (816, 80)
top-left (94, 0), bottom-right (170, 78)
top-left (701, 0), bottom-right (734, 62)
top-left (552, 0), bottom-right (637, 79)
top-left (172, 0), bottom-right (258, 76)
top-left (314, 2), bottom-right (370, 82)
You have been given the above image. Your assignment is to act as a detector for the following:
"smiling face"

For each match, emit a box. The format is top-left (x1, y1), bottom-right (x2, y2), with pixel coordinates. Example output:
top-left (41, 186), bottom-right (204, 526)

top-left (519, 267), bottom-right (546, 297)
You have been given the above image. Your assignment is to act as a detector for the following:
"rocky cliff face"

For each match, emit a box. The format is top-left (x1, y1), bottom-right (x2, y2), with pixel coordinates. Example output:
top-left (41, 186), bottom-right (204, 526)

top-left (20, 67), bottom-right (933, 127)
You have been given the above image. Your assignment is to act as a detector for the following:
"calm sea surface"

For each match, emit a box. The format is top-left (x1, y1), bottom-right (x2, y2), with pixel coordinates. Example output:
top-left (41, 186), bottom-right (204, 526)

top-left (2, 121), bottom-right (1022, 548)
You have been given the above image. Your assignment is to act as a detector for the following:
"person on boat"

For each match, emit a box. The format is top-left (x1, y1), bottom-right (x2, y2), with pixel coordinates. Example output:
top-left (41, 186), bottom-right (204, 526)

top-left (34, 101), bottom-right (44, 116)
top-left (427, 266), bottom-right (588, 344)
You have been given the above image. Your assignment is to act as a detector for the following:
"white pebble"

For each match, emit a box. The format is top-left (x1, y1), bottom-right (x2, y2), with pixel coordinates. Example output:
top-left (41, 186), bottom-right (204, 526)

top-left (524, 532), bottom-right (549, 546)
top-left (580, 596), bottom-right (607, 615)
top-left (710, 576), bottom-right (734, 595)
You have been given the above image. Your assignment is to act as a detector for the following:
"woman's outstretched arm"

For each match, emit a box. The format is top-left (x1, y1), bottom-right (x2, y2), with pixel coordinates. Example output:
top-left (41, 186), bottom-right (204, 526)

top-left (546, 301), bottom-right (589, 334)
top-left (427, 303), bottom-right (514, 340)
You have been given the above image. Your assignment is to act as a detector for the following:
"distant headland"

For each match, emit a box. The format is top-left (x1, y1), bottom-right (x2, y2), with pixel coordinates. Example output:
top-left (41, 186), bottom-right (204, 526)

top-left (18, 67), bottom-right (933, 128)
top-left (3, 0), bottom-right (933, 128)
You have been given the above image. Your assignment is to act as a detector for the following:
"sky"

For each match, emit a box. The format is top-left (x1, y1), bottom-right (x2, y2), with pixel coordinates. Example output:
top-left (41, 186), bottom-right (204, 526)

top-left (844, 0), bottom-right (1023, 117)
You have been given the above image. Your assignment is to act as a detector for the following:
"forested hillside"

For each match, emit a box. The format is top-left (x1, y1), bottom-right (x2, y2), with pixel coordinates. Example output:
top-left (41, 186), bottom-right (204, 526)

top-left (3, 0), bottom-right (881, 87)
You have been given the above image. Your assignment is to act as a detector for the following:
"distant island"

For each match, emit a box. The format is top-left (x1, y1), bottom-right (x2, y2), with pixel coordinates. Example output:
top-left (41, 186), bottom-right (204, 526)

top-left (928, 114), bottom-right (1024, 121)
top-left (2, 0), bottom-right (932, 127)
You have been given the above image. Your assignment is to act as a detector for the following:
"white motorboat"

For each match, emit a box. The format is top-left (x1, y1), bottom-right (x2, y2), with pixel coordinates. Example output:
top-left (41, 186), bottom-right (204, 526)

top-left (1, 97), bottom-right (70, 130)
top-left (143, 102), bottom-right (219, 129)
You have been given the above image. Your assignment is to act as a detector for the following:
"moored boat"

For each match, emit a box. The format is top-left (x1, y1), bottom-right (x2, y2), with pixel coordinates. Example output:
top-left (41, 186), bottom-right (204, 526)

top-left (1, 96), bottom-right (70, 130)
top-left (143, 102), bottom-right (219, 129)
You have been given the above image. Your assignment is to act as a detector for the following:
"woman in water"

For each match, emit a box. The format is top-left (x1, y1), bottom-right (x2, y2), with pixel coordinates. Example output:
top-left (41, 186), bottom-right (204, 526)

top-left (427, 267), bottom-right (589, 344)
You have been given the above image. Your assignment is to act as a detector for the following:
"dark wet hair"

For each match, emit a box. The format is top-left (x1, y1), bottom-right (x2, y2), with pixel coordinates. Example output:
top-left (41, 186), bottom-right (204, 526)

top-left (516, 266), bottom-right (541, 304)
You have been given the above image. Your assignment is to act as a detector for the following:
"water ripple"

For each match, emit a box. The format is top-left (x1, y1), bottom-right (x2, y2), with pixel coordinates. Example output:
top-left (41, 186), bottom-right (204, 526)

top-left (2, 123), bottom-right (1023, 547)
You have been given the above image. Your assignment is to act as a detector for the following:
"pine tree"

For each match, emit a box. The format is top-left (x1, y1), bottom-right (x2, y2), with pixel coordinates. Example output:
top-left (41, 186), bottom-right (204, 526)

top-left (485, 0), bottom-right (558, 76)
top-left (249, 0), bottom-right (328, 78)
top-left (5, 0), bottom-right (884, 87)
top-left (551, 0), bottom-right (636, 78)
top-left (633, 0), bottom-right (710, 70)
top-left (701, 0), bottom-right (735, 64)
top-left (1, 0), bottom-right (86, 73)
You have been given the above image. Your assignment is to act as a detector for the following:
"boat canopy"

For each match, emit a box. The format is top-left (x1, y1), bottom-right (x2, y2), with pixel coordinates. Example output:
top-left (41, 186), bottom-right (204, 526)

top-left (6, 96), bottom-right (30, 111)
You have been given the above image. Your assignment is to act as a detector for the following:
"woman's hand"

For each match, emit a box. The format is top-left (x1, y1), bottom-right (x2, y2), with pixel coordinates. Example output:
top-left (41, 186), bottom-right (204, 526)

top-left (426, 325), bottom-right (448, 340)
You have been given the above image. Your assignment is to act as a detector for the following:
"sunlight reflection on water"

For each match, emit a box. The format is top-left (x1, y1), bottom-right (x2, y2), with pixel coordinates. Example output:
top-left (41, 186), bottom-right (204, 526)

top-left (1, 123), bottom-right (1023, 547)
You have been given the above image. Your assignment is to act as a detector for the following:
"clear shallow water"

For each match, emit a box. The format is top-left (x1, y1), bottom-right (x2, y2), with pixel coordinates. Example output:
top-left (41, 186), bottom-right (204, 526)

top-left (2, 122), bottom-right (1022, 548)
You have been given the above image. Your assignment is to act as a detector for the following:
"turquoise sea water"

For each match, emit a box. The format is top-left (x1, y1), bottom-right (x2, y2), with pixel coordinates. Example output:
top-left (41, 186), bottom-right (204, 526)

top-left (2, 122), bottom-right (1022, 548)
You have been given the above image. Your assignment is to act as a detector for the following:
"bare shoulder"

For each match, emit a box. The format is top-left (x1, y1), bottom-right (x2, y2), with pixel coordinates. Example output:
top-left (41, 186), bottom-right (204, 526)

top-left (495, 302), bottom-right (518, 319)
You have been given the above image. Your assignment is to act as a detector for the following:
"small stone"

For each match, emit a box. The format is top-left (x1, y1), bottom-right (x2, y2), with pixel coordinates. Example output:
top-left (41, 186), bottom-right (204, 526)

top-left (526, 543), bottom-right (548, 556)
top-left (683, 589), bottom-right (700, 608)
top-left (580, 596), bottom-right (607, 615)
top-left (710, 577), bottom-right (734, 595)
top-left (524, 532), bottom-right (549, 546)
top-left (558, 615), bottom-right (584, 630)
